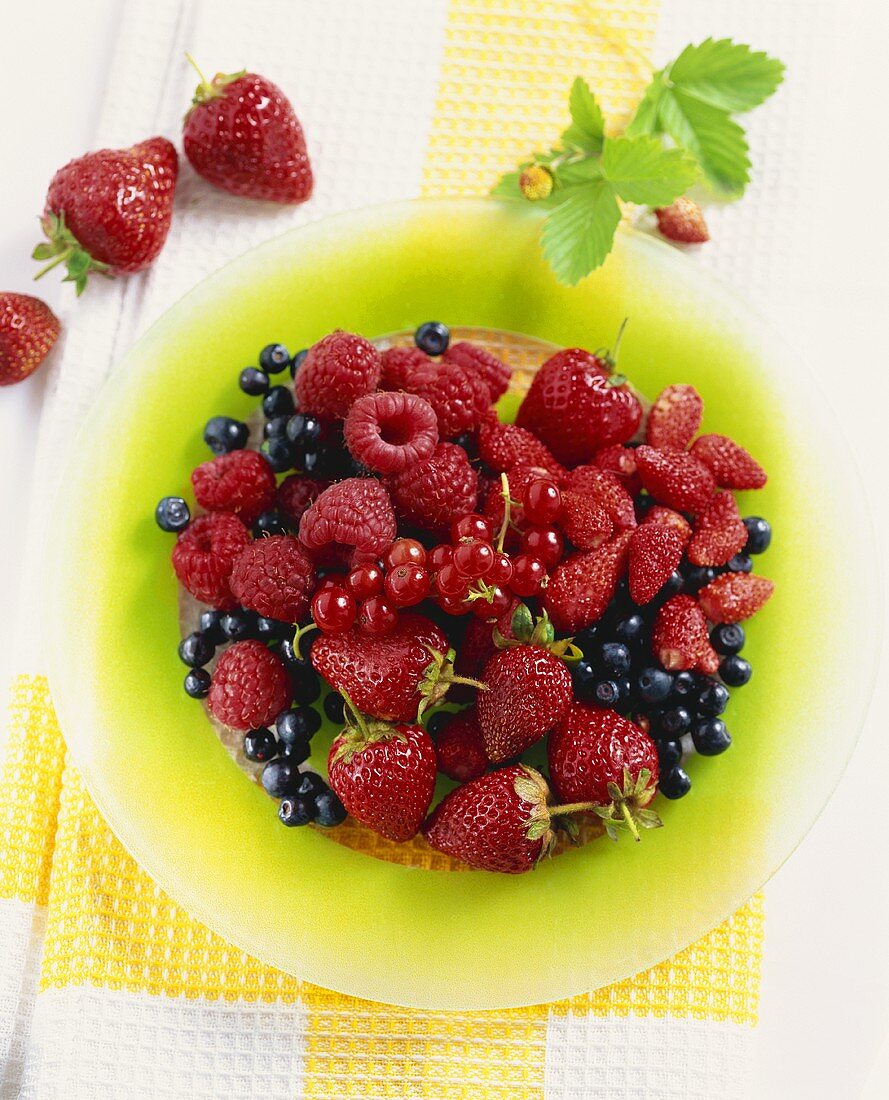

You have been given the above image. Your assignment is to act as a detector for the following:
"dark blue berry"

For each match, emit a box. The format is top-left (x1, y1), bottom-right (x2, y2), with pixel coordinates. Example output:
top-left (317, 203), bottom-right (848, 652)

top-left (743, 516), bottom-right (771, 554)
top-left (259, 343), bottom-right (291, 374)
top-left (572, 660), bottom-right (598, 700)
top-left (324, 693), bottom-right (346, 724)
top-left (634, 494), bottom-right (656, 518)
top-left (278, 796), bottom-right (314, 826)
top-left (199, 609), bottom-right (225, 644)
top-left (726, 553), bottom-right (752, 573)
top-left (255, 616), bottom-right (293, 642)
top-left (660, 706), bottom-right (691, 736)
top-left (613, 677), bottom-right (634, 712)
top-left (596, 642), bottom-right (632, 676)
top-left (155, 496), bottom-right (190, 532)
top-left (691, 718), bottom-right (732, 756)
top-left (262, 385), bottom-right (295, 418)
top-left (281, 739), bottom-right (311, 766)
top-left (280, 639), bottom-right (309, 669)
top-left (659, 766), bottom-right (692, 799)
top-left (276, 707), bottom-right (321, 744)
top-left (426, 711), bottom-right (450, 737)
top-left (262, 758), bottom-right (297, 798)
top-left (178, 631), bottom-right (215, 667)
top-left (720, 655), bottom-right (752, 687)
top-left (697, 681), bottom-right (729, 716)
top-left (286, 413), bottom-right (322, 446)
top-left (594, 680), bottom-right (621, 707)
top-left (260, 437), bottom-right (296, 473)
top-left (614, 615), bottom-right (645, 646)
top-left (296, 771), bottom-right (326, 798)
top-left (203, 415), bottom-right (249, 455)
top-left (710, 623), bottom-right (745, 655)
top-left (183, 668), bottom-right (211, 698)
top-left (414, 321), bottom-right (450, 356)
top-left (451, 432), bottom-right (477, 458)
top-left (289, 348), bottom-right (308, 379)
top-left (239, 367), bottom-right (269, 396)
top-left (220, 610), bottom-right (256, 642)
top-left (314, 789), bottom-right (348, 827)
top-left (244, 728), bottom-right (277, 762)
top-left (253, 511), bottom-right (289, 538)
top-left (264, 415), bottom-right (290, 440)
top-left (683, 565), bottom-right (716, 593)
top-left (637, 667), bottom-right (673, 704)
top-left (671, 670), bottom-right (700, 701)
top-left (291, 666), bottom-right (321, 705)
top-left (657, 739), bottom-right (682, 770)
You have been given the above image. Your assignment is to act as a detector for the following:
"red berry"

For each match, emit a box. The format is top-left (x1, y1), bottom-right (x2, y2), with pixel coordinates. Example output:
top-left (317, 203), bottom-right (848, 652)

top-left (312, 586), bottom-right (357, 633)
top-left (522, 478), bottom-right (562, 525)
top-left (452, 540), bottom-right (495, 579)
top-left (191, 449), bottom-right (276, 524)
top-left (299, 478), bottom-right (396, 563)
top-left (646, 383), bottom-right (704, 451)
top-left (385, 443), bottom-right (479, 533)
top-left (435, 563), bottom-right (468, 598)
top-left (443, 341), bottom-right (511, 401)
top-left (319, 572), bottom-right (348, 591)
top-left (229, 534), bottom-right (315, 621)
top-left (451, 513), bottom-right (494, 543)
top-left (343, 390), bottom-right (439, 475)
top-left (275, 475), bottom-right (330, 527)
top-left (384, 564), bottom-right (430, 607)
top-left (477, 418), bottom-right (566, 480)
top-left (403, 359), bottom-right (489, 438)
top-left (510, 554), bottom-right (546, 597)
top-left (487, 552), bottom-right (513, 586)
top-left (655, 197), bottom-right (710, 244)
top-left (357, 596), bottom-right (398, 636)
top-left (433, 707), bottom-right (490, 782)
top-left (439, 594), bottom-right (471, 615)
top-left (379, 345), bottom-right (430, 390)
top-left (0, 293), bottom-right (60, 386)
top-left (698, 573), bottom-right (775, 624)
top-left (428, 544), bottom-right (453, 572)
top-left (652, 595), bottom-right (715, 672)
top-left (558, 492), bottom-right (613, 551)
top-left (477, 585), bottom-right (513, 618)
top-left (690, 434), bottom-right (768, 491)
top-left (294, 330), bottom-right (382, 420)
top-left (384, 538), bottom-right (426, 569)
top-left (634, 445), bottom-right (716, 514)
top-left (563, 464), bottom-right (637, 531)
top-left (521, 526), bottom-right (564, 568)
top-left (171, 511), bottom-right (250, 609)
top-left (346, 562), bottom-right (384, 600)
top-left (208, 640), bottom-right (291, 730)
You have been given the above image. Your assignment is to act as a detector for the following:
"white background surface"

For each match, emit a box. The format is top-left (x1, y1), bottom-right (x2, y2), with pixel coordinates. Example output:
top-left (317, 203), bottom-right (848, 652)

top-left (1, 2), bottom-right (888, 1097)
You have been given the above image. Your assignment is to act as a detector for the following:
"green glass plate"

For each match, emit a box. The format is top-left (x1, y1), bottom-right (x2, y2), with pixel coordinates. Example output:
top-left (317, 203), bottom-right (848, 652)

top-left (46, 198), bottom-right (878, 1009)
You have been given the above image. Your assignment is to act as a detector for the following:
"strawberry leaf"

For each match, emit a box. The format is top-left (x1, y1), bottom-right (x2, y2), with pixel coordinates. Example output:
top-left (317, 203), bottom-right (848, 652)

top-left (601, 135), bottom-right (699, 206)
top-left (562, 77), bottom-right (605, 154)
top-left (668, 38), bottom-right (785, 113)
top-left (540, 180), bottom-right (621, 285)
top-left (491, 171), bottom-right (524, 199)
top-left (657, 90), bottom-right (750, 195)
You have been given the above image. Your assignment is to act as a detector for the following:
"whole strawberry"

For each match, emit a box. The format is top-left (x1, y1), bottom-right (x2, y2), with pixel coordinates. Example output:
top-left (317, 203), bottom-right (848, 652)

top-left (548, 704), bottom-right (661, 841)
top-left (0, 293), bottom-right (60, 385)
top-left (433, 707), bottom-right (489, 782)
top-left (652, 594), bottom-right (718, 673)
top-left (328, 714), bottom-right (436, 841)
top-left (183, 60), bottom-right (312, 204)
top-left (543, 530), bottom-right (633, 633)
top-left (654, 197), bottom-right (710, 244)
top-left (34, 137), bottom-right (178, 294)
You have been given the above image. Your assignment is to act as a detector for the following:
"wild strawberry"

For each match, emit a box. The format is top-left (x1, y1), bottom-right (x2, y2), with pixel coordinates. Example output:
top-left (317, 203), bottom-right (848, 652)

top-left (433, 707), bottom-right (489, 781)
top-left (477, 418), bottom-right (565, 479)
top-left (558, 492), bottom-right (613, 550)
top-left (275, 475), bottom-right (329, 527)
top-left (628, 525), bottom-right (684, 604)
top-left (404, 358), bottom-right (490, 438)
top-left (328, 714), bottom-right (437, 841)
top-left (655, 197), bottom-right (709, 243)
top-left (208, 640), bottom-right (291, 729)
top-left (642, 505), bottom-right (692, 547)
top-left (343, 390), bottom-right (439, 474)
top-left (563, 465), bottom-right (637, 530)
top-left (229, 535), bottom-right (315, 621)
top-left (191, 449), bottom-right (276, 523)
top-left (652, 595), bottom-right (717, 673)
top-left (690, 434), bottom-right (767, 490)
top-left (548, 704), bottom-right (661, 841)
top-left (386, 443), bottom-right (479, 532)
top-left (183, 62), bottom-right (312, 204)
top-left (635, 445), bottom-right (716, 513)
top-left (687, 491), bottom-right (748, 567)
top-left (443, 341), bottom-right (511, 401)
top-left (171, 511), bottom-right (250, 608)
top-left (379, 345), bottom-right (429, 390)
top-left (645, 384), bottom-right (703, 451)
top-left (543, 531), bottom-right (633, 634)
top-left (34, 138), bottom-right (178, 293)
top-left (295, 330), bottom-right (382, 420)
top-left (0, 293), bottom-right (60, 385)
top-left (698, 573), bottom-right (775, 623)
top-left (298, 478), bottom-right (396, 562)
top-left (593, 444), bottom-right (642, 495)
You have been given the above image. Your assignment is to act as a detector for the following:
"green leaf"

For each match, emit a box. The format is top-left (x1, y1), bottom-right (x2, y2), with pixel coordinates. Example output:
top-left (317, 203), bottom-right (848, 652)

top-left (561, 76), bottom-right (605, 154)
top-left (658, 88), bottom-right (750, 195)
top-left (600, 134), bottom-right (699, 205)
top-left (668, 37), bottom-right (785, 113)
top-left (540, 180), bottom-right (621, 285)
top-left (491, 171), bottom-right (523, 199)
top-left (625, 73), bottom-right (666, 137)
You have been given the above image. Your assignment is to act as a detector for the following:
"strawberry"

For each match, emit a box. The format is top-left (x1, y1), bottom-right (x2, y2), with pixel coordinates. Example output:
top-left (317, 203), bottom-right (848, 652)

top-left (0, 293), bottom-right (60, 385)
top-left (690, 434), bottom-right (767, 491)
top-left (635, 445), bottom-right (716, 514)
top-left (558, 491), bottom-right (613, 550)
top-left (328, 714), bottom-right (436, 841)
top-left (641, 505), bottom-right (692, 547)
top-left (698, 573), bottom-right (775, 624)
top-left (548, 704), bottom-right (661, 841)
top-left (563, 465), bottom-right (637, 531)
top-left (543, 530), bottom-right (633, 634)
top-left (433, 707), bottom-right (489, 781)
top-left (34, 138), bottom-right (178, 293)
top-left (645, 384), bottom-right (703, 451)
top-left (652, 595), bottom-right (718, 673)
top-left (476, 606), bottom-right (576, 762)
top-left (593, 444), bottom-right (642, 496)
top-left (628, 524), bottom-right (684, 604)
top-left (183, 61), bottom-right (312, 204)
top-left (654, 197), bottom-right (710, 244)
top-left (687, 491), bottom-right (748, 567)
top-left (477, 417), bottom-right (565, 480)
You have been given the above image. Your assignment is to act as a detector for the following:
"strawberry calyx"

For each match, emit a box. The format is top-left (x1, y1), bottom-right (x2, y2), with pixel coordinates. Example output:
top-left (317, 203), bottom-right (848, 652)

top-left (418, 646), bottom-right (487, 719)
top-left (32, 212), bottom-right (111, 297)
top-left (492, 604), bottom-right (583, 663)
top-left (593, 317), bottom-right (629, 385)
top-left (185, 54), bottom-right (247, 110)
top-left (590, 766), bottom-right (662, 842)
top-left (515, 766), bottom-right (605, 865)
top-left (331, 693), bottom-right (403, 766)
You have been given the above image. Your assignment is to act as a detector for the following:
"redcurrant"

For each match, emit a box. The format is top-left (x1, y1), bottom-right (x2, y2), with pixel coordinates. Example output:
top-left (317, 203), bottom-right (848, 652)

top-left (384, 538), bottom-right (426, 569)
top-left (346, 562), bottom-right (384, 601)
top-left (427, 543), bottom-right (453, 572)
top-left (451, 513), bottom-right (494, 543)
top-left (521, 526), bottom-right (564, 568)
top-left (487, 551), bottom-right (513, 586)
top-left (435, 562), bottom-right (469, 597)
top-left (318, 572), bottom-right (349, 592)
top-left (522, 478), bottom-right (562, 525)
top-left (439, 593), bottom-right (471, 615)
top-left (357, 595), bottom-right (398, 636)
top-left (312, 586), bottom-right (356, 633)
top-left (452, 539), bottom-right (495, 579)
top-left (511, 554), bottom-right (547, 596)
top-left (384, 564), bottom-right (430, 607)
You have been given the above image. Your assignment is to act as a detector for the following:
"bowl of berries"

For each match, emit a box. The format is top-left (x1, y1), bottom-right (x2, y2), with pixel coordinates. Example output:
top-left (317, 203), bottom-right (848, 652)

top-left (47, 198), bottom-right (877, 1009)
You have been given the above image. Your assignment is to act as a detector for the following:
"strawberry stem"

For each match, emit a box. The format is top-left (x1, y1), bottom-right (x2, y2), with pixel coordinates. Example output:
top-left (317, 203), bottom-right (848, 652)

top-left (548, 801), bottom-right (598, 816)
top-left (496, 472), bottom-right (511, 553)
top-left (32, 251), bottom-right (71, 280)
top-left (618, 798), bottom-right (641, 842)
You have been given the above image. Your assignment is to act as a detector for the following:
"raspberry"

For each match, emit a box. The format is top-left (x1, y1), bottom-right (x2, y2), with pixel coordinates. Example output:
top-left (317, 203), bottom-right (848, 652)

top-left (294, 330), bottom-right (382, 419)
top-left (434, 707), bottom-right (490, 781)
top-left (687, 491), bottom-right (748, 567)
top-left (171, 511), bottom-right (250, 608)
top-left (208, 640), bottom-right (291, 730)
top-left (229, 534), bottom-right (316, 621)
top-left (634, 445), bottom-right (716, 514)
top-left (698, 573), bottom-right (775, 624)
top-left (379, 345), bottom-right (429, 390)
top-left (690, 434), bottom-right (767, 491)
top-left (343, 390), bottom-right (438, 474)
top-left (593, 444), bottom-right (642, 496)
top-left (563, 464), bottom-right (637, 531)
top-left (404, 360), bottom-right (490, 438)
top-left (386, 443), bottom-right (479, 533)
top-left (478, 417), bottom-right (565, 479)
top-left (645, 384), bottom-right (703, 451)
top-left (275, 475), bottom-right (330, 527)
top-left (191, 450), bottom-right (276, 523)
top-left (298, 477), bottom-right (396, 561)
top-left (443, 341), bottom-right (511, 401)
top-left (652, 595), bottom-right (715, 672)
top-left (559, 491), bottom-right (613, 550)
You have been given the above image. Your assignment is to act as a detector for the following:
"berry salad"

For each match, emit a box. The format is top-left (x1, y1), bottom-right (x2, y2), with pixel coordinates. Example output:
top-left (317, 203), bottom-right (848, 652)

top-left (157, 322), bottom-right (774, 873)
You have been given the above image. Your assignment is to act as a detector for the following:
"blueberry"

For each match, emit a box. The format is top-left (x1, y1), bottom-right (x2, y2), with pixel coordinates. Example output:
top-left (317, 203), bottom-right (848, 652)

top-left (659, 706), bottom-right (691, 736)
top-left (280, 638), bottom-right (310, 669)
top-left (637, 667), bottom-right (673, 704)
top-left (659, 570), bottom-right (685, 599)
top-left (244, 728), bottom-right (278, 762)
top-left (261, 758), bottom-right (297, 798)
top-left (178, 631), bottom-right (215, 667)
top-left (451, 432), bottom-right (477, 458)
top-left (613, 677), bottom-right (634, 712)
top-left (726, 553), bottom-right (752, 573)
top-left (199, 609), bottom-right (225, 644)
top-left (710, 623), bottom-right (745, 655)
top-left (697, 681), bottom-right (730, 716)
top-left (155, 496), bottom-right (191, 533)
top-left (594, 680), bottom-right (621, 707)
top-left (296, 771), bottom-right (326, 798)
top-left (276, 706), bottom-right (321, 744)
top-left (575, 625), bottom-right (599, 652)
top-left (743, 516), bottom-right (771, 554)
top-left (286, 413), bottom-right (322, 446)
top-left (220, 610), bottom-right (256, 641)
top-left (426, 711), bottom-right (450, 737)
top-left (659, 766), bottom-right (692, 799)
top-left (278, 796), bottom-right (315, 826)
top-left (264, 415), bottom-right (290, 440)
top-left (572, 660), bottom-right (598, 700)
top-left (657, 739), bottom-right (682, 770)
top-left (291, 666), bottom-right (321, 705)
top-left (299, 449), bottom-right (321, 476)
top-left (692, 718), bottom-right (732, 756)
top-left (281, 739), bottom-right (311, 766)
top-left (262, 385), bottom-right (296, 419)
top-left (671, 670), bottom-right (700, 701)
top-left (259, 343), bottom-right (291, 374)
top-left (683, 565), bottom-right (716, 593)
top-left (183, 668), bottom-right (211, 698)
top-left (253, 511), bottom-right (289, 538)
top-left (239, 367), bottom-right (269, 396)
top-left (720, 655), bottom-right (752, 687)
top-left (414, 321), bottom-right (450, 356)
top-left (203, 415), bottom-right (249, 455)
top-left (255, 616), bottom-right (294, 642)
top-left (634, 494), bottom-right (656, 518)
top-left (314, 789), bottom-right (348, 827)
top-left (324, 693), bottom-right (346, 724)
top-left (260, 437), bottom-right (296, 473)
top-left (596, 642), bottom-right (632, 677)
top-left (289, 348), bottom-right (308, 379)
top-left (614, 615), bottom-right (645, 646)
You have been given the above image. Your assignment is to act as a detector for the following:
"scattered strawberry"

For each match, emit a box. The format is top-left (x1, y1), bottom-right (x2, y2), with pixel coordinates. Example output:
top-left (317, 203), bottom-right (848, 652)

top-left (477, 417), bottom-right (565, 480)
top-left (229, 534), bottom-right (315, 621)
top-left (275, 475), bottom-right (329, 527)
top-left (559, 491), bottom-right (613, 550)
top-left (652, 595), bottom-right (717, 673)
top-left (645, 383), bottom-right (703, 451)
top-left (182, 61), bottom-right (312, 204)
top-left (543, 530), bottom-right (633, 633)
top-left (344, 390), bottom-right (439, 474)
top-left (295, 330), bottom-right (382, 420)
top-left (698, 573), bottom-right (775, 623)
top-left (34, 138), bottom-right (178, 293)
top-left (593, 444), bottom-right (642, 496)
top-left (641, 505), bottom-right (692, 547)
top-left (404, 358), bottom-right (490, 438)
top-left (192, 449), bottom-right (276, 523)
top-left (386, 443), bottom-right (479, 533)
top-left (208, 639), bottom-right (291, 729)
top-left (379, 345), bottom-right (429, 390)
top-left (654, 197), bottom-right (710, 244)
top-left (690, 434), bottom-right (767, 490)
top-left (0, 293), bottom-right (60, 385)
top-left (687, 491), bottom-right (748, 567)
top-left (635, 445), bottom-right (716, 513)
top-left (563, 465), bottom-right (637, 531)
top-left (628, 524), bottom-right (684, 604)
top-left (171, 511), bottom-right (250, 608)
top-left (433, 707), bottom-right (490, 781)
top-left (298, 478), bottom-right (396, 563)
top-left (443, 341), bottom-right (511, 401)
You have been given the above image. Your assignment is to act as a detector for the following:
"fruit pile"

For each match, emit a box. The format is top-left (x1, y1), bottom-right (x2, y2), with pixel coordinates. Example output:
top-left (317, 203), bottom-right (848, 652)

top-left (157, 321), bottom-right (774, 872)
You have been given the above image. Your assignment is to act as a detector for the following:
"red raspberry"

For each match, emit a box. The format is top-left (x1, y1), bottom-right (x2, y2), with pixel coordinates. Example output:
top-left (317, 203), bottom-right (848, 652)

top-left (386, 443), bottom-right (479, 532)
top-left (434, 707), bottom-right (490, 782)
top-left (343, 390), bottom-right (438, 474)
top-left (405, 360), bottom-right (489, 438)
top-left (443, 341), bottom-right (511, 401)
top-left (379, 345), bottom-right (429, 390)
top-left (275, 475), bottom-right (329, 527)
top-left (191, 450), bottom-right (276, 524)
top-left (171, 511), bottom-right (250, 608)
top-left (478, 417), bottom-right (566, 480)
top-left (208, 640), bottom-right (291, 730)
top-left (294, 330), bottom-right (381, 419)
top-left (229, 534), bottom-right (315, 621)
top-left (298, 477), bottom-right (396, 561)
